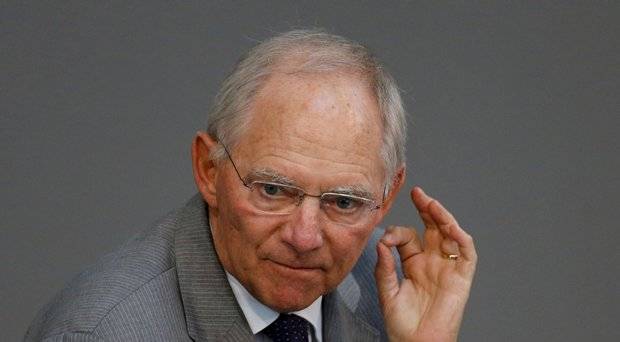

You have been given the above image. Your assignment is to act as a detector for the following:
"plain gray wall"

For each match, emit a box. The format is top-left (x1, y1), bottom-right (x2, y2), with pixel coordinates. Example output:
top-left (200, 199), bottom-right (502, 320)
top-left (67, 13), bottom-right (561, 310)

top-left (2, 2), bottom-right (618, 341)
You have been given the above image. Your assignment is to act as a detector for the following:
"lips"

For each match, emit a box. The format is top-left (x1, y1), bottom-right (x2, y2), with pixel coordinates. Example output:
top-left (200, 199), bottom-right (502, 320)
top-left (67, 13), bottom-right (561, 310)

top-left (269, 259), bottom-right (323, 271)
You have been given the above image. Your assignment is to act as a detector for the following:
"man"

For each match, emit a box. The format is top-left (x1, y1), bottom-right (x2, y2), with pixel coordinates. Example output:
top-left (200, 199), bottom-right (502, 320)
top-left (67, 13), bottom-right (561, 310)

top-left (26, 30), bottom-right (476, 341)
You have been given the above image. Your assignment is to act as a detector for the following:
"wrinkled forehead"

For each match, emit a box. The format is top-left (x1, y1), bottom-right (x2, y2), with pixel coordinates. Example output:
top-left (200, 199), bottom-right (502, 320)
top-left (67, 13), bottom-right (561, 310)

top-left (239, 72), bottom-right (383, 159)
top-left (231, 70), bottom-right (384, 186)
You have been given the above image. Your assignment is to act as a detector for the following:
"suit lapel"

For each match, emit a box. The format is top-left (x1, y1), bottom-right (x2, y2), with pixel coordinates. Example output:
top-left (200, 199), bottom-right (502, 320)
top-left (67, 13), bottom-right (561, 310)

top-left (174, 195), bottom-right (253, 341)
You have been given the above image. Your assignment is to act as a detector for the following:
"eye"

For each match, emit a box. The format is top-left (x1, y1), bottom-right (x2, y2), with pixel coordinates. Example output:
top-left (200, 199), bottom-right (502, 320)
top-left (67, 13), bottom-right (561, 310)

top-left (336, 196), bottom-right (354, 209)
top-left (262, 183), bottom-right (281, 196)
top-left (326, 194), bottom-right (365, 212)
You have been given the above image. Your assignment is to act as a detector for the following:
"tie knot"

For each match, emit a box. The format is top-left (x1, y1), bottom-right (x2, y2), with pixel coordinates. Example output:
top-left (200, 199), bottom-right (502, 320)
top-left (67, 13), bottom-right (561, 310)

top-left (262, 314), bottom-right (309, 342)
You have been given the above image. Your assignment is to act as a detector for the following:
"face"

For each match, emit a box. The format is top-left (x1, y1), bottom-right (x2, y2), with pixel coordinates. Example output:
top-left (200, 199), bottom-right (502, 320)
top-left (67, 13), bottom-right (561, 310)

top-left (197, 72), bottom-right (397, 312)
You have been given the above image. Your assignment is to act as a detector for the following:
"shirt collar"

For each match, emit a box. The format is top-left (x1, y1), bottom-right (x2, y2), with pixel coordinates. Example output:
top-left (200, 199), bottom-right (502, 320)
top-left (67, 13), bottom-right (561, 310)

top-left (226, 272), bottom-right (323, 341)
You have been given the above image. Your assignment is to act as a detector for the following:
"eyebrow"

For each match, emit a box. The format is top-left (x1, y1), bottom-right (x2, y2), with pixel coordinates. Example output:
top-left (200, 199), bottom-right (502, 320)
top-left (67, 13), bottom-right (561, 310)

top-left (327, 185), bottom-right (375, 200)
top-left (245, 168), bottom-right (376, 200)
top-left (245, 168), bottom-right (297, 186)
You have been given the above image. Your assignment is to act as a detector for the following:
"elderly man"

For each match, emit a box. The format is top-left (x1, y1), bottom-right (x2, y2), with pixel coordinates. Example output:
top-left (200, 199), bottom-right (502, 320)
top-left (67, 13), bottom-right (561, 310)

top-left (26, 30), bottom-right (476, 341)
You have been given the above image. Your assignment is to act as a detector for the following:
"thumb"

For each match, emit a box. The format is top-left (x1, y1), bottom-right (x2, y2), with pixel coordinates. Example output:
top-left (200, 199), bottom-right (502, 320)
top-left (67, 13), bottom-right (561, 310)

top-left (375, 241), bottom-right (400, 306)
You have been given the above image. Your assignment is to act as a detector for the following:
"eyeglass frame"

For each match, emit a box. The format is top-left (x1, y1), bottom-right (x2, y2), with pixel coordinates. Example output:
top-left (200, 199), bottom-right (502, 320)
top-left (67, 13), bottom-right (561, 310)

top-left (220, 144), bottom-right (385, 218)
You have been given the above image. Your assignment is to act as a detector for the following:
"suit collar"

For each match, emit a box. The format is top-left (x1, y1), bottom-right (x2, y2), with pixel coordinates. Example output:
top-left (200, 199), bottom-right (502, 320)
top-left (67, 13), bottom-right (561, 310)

top-left (174, 195), bottom-right (253, 341)
top-left (173, 195), bottom-right (379, 341)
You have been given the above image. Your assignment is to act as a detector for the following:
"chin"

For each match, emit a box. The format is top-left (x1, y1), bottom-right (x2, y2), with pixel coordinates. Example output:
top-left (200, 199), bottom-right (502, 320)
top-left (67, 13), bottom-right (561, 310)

top-left (266, 292), bottom-right (318, 313)
top-left (248, 260), bottom-right (330, 312)
top-left (259, 282), bottom-right (323, 313)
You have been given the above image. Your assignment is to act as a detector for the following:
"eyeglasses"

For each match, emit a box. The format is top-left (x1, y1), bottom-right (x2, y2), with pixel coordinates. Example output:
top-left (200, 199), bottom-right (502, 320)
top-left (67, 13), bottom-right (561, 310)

top-left (222, 145), bottom-right (382, 226)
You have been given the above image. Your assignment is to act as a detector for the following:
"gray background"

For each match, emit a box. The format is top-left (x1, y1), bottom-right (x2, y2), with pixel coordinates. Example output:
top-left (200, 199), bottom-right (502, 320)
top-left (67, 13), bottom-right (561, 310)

top-left (2, 1), bottom-right (618, 341)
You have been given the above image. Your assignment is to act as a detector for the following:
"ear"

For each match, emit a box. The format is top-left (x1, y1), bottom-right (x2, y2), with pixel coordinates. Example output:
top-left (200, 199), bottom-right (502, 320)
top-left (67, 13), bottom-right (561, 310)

top-left (377, 165), bottom-right (406, 217)
top-left (191, 131), bottom-right (220, 208)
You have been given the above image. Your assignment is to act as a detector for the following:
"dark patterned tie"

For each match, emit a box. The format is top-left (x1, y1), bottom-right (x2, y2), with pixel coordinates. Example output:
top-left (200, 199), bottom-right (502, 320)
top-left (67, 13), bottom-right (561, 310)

top-left (262, 313), bottom-right (310, 342)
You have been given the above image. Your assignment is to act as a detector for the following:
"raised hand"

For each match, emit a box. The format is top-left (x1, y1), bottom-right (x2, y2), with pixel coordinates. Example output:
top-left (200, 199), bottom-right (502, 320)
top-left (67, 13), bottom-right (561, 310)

top-left (375, 187), bottom-right (477, 341)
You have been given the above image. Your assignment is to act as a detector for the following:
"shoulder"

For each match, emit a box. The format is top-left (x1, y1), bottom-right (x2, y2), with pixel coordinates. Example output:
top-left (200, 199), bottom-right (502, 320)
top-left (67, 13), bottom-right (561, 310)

top-left (24, 202), bottom-right (195, 341)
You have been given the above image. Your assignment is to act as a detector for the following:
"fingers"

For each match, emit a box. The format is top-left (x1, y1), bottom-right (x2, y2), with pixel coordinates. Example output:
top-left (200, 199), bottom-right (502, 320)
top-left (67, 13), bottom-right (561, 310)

top-left (381, 226), bottom-right (423, 262)
top-left (411, 187), bottom-right (437, 230)
top-left (428, 199), bottom-right (477, 262)
top-left (411, 187), bottom-right (477, 263)
top-left (375, 240), bottom-right (399, 304)
top-left (411, 186), bottom-right (432, 212)
top-left (412, 187), bottom-right (442, 253)
top-left (440, 238), bottom-right (460, 257)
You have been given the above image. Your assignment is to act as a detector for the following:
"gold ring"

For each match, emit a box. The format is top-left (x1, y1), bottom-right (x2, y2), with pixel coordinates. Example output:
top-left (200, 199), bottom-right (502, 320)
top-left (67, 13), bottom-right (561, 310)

top-left (445, 254), bottom-right (459, 260)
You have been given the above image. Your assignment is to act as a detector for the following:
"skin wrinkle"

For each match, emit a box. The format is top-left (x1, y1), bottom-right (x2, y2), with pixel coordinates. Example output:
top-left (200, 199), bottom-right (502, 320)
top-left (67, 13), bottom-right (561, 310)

top-left (239, 78), bottom-right (384, 178)
top-left (253, 148), bottom-right (378, 173)
top-left (287, 132), bottom-right (379, 167)
top-left (246, 72), bottom-right (383, 162)
top-left (244, 102), bottom-right (379, 168)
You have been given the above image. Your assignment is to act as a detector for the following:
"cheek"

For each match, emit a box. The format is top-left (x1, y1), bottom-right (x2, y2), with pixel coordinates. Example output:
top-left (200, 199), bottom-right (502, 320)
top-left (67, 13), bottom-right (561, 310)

top-left (221, 200), bottom-right (285, 253)
top-left (327, 227), bottom-right (374, 276)
top-left (215, 179), bottom-right (258, 235)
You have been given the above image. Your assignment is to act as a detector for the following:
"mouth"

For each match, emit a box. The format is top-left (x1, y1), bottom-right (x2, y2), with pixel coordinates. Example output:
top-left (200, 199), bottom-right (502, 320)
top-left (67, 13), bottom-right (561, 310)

top-left (268, 259), bottom-right (323, 273)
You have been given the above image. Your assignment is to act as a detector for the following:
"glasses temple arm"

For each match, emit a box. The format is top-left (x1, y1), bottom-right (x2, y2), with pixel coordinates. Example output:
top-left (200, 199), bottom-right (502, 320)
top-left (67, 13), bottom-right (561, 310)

top-left (222, 144), bottom-right (250, 188)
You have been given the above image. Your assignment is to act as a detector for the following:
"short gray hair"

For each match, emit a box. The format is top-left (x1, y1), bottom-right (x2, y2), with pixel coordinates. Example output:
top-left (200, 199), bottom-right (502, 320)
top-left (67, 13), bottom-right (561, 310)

top-left (206, 29), bottom-right (407, 191)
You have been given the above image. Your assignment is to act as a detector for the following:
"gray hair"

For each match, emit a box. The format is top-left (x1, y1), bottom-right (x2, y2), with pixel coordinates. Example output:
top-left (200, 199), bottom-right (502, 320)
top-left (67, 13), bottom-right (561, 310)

top-left (206, 29), bottom-right (407, 192)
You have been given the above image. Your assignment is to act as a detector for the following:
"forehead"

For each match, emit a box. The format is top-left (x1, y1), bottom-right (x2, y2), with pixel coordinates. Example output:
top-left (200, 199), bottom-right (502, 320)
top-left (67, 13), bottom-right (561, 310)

top-left (234, 72), bottom-right (385, 186)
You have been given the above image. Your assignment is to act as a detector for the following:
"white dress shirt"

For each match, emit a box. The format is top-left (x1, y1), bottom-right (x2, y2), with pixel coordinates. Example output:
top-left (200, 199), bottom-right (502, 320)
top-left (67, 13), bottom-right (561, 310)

top-left (226, 272), bottom-right (323, 341)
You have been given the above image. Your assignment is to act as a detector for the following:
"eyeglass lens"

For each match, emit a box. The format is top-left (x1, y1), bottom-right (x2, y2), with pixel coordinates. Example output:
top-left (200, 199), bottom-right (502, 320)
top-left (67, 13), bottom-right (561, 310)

top-left (247, 181), bottom-right (375, 225)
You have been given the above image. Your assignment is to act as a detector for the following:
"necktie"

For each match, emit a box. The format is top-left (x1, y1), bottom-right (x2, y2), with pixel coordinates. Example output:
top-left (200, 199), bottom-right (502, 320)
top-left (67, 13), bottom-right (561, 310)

top-left (262, 313), bottom-right (310, 342)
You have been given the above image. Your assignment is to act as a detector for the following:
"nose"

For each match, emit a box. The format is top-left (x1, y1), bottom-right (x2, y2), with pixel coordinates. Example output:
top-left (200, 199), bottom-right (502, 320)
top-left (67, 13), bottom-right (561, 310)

top-left (281, 196), bottom-right (324, 253)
